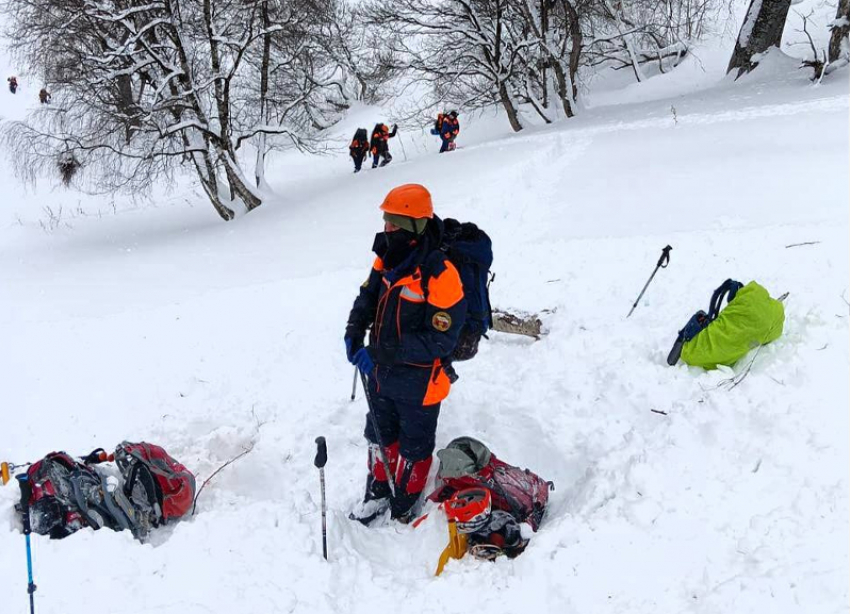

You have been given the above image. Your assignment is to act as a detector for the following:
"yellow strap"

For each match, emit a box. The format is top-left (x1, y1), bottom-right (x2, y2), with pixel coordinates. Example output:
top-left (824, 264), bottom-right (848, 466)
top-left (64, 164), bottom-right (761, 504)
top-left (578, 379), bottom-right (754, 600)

top-left (1, 462), bottom-right (10, 485)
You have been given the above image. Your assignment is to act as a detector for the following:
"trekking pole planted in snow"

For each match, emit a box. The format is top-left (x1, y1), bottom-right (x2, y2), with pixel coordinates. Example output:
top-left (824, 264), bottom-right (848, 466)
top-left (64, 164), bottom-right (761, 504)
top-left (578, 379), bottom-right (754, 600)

top-left (16, 474), bottom-right (37, 614)
top-left (350, 367), bottom-right (358, 402)
top-left (358, 371), bottom-right (396, 498)
top-left (627, 245), bottom-right (672, 318)
top-left (314, 436), bottom-right (328, 561)
top-left (396, 127), bottom-right (408, 162)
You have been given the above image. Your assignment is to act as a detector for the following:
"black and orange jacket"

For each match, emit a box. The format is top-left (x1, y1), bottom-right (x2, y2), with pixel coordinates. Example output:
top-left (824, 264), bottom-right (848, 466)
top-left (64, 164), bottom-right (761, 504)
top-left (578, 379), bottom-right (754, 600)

top-left (347, 217), bottom-right (467, 405)
top-left (370, 124), bottom-right (397, 155)
top-left (441, 116), bottom-right (459, 141)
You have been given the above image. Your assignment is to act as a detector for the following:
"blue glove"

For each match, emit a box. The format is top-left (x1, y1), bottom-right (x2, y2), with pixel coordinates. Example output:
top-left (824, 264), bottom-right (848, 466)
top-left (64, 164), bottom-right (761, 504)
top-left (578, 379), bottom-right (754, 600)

top-left (353, 347), bottom-right (375, 375)
top-left (345, 336), bottom-right (363, 364)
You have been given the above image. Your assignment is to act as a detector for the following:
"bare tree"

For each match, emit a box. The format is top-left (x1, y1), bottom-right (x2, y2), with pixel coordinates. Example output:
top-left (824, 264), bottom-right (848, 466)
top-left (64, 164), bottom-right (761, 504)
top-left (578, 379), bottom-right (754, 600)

top-left (1, 0), bottom-right (344, 221)
top-left (368, 0), bottom-right (530, 131)
top-left (512, 0), bottom-right (583, 121)
top-left (316, 2), bottom-right (401, 105)
top-left (582, 0), bottom-right (707, 80)
top-left (727, 0), bottom-right (793, 78)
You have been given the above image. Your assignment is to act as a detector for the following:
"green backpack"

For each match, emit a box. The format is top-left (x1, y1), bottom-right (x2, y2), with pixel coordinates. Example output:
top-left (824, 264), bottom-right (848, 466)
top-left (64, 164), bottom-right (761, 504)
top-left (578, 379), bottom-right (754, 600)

top-left (668, 280), bottom-right (785, 370)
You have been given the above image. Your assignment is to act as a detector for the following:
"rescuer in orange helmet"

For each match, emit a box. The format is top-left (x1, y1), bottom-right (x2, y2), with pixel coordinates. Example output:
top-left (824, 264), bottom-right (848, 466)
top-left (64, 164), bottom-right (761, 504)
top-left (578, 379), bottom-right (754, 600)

top-left (345, 184), bottom-right (467, 524)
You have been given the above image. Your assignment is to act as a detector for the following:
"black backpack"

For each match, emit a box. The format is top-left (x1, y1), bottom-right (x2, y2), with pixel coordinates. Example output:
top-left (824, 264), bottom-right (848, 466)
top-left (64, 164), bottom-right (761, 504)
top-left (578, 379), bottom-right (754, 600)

top-left (350, 128), bottom-right (368, 152)
top-left (371, 123), bottom-right (386, 146)
top-left (427, 218), bottom-right (494, 362)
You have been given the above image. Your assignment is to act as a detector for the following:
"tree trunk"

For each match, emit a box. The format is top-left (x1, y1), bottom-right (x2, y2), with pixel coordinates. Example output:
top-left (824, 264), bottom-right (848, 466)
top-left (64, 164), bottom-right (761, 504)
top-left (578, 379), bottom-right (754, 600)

top-left (192, 145), bottom-right (236, 221)
top-left (828, 0), bottom-right (850, 63)
top-left (498, 82), bottom-right (524, 132)
top-left (551, 62), bottom-right (575, 118)
top-left (727, 0), bottom-right (793, 78)
top-left (564, 0), bottom-right (582, 104)
top-left (607, 0), bottom-right (645, 82)
top-left (220, 150), bottom-right (262, 212)
top-left (256, 0), bottom-right (271, 188)
top-left (541, 0), bottom-right (549, 108)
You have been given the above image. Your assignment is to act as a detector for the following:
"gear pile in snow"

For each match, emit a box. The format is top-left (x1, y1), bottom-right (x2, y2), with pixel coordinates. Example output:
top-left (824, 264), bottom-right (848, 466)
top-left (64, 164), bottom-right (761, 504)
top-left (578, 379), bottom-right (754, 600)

top-left (17, 442), bottom-right (195, 542)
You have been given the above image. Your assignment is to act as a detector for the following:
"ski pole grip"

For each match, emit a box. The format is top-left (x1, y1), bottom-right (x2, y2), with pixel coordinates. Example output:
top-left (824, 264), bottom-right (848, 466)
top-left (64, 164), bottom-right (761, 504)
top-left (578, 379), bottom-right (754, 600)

top-left (657, 245), bottom-right (672, 268)
top-left (314, 437), bottom-right (327, 469)
top-left (16, 475), bottom-right (32, 535)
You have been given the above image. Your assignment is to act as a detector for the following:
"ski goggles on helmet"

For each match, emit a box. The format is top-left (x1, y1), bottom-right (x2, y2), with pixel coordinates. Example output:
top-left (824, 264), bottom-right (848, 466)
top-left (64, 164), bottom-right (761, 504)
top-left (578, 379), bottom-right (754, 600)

top-left (444, 487), bottom-right (492, 534)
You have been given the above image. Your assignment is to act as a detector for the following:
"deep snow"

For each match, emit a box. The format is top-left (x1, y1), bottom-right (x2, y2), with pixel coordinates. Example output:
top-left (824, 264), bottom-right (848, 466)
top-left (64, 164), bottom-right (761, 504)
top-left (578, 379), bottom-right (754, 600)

top-left (0, 16), bottom-right (848, 614)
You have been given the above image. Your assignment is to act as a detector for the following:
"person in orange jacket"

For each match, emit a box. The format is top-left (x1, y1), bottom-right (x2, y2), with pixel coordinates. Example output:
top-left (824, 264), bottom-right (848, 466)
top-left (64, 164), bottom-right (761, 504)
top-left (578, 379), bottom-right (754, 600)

top-left (439, 111), bottom-right (460, 153)
top-left (369, 123), bottom-right (397, 168)
top-left (349, 128), bottom-right (370, 173)
top-left (345, 184), bottom-right (467, 524)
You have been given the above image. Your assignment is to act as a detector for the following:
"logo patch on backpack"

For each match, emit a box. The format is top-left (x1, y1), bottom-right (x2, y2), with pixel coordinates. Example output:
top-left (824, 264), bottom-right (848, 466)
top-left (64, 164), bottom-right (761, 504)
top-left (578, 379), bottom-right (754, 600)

top-left (432, 311), bottom-right (452, 331)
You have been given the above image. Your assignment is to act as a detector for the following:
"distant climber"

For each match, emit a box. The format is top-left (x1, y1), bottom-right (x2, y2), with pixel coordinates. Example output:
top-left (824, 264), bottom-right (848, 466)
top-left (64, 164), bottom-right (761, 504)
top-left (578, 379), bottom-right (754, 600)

top-left (438, 111), bottom-right (460, 153)
top-left (39, 88), bottom-right (50, 104)
top-left (349, 128), bottom-right (370, 173)
top-left (370, 123), bottom-right (397, 169)
top-left (8, 76), bottom-right (18, 94)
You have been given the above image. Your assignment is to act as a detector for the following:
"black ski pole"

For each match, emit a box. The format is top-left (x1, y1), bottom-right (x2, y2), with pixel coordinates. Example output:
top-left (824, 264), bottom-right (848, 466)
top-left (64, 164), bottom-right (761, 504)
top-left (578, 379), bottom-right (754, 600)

top-left (627, 245), bottom-right (672, 318)
top-left (16, 474), bottom-right (37, 614)
top-left (350, 367), bottom-right (358, 402)
top-left (314, 437), bottom-right (328, 561)
top-left (358, 370), bottom-right (396, 498)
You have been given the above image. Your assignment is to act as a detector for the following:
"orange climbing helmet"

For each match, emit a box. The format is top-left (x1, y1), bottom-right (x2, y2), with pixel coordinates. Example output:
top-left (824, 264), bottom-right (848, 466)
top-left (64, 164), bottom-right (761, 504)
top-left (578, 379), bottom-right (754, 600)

top-left (379, 184), bottom-right (434, 219)
top-left (444, 487), bottom-right (492, 534)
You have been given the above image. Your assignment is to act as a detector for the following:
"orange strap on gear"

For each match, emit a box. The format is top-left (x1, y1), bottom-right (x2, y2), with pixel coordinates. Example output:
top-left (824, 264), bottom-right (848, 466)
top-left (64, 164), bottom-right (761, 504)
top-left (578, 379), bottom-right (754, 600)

top-left (1, 462), bottom-right (10, 485)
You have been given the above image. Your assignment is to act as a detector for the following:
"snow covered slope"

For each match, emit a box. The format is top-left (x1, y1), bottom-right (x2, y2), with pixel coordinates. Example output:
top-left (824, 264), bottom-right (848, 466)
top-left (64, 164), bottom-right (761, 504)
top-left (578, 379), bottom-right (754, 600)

top-left (0, 36), bottom-right (847, 614)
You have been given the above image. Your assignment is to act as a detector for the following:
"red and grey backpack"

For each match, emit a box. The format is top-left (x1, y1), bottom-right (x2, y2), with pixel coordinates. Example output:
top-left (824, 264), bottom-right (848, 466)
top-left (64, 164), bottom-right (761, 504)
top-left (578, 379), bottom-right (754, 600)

top-left (24, 452), bottom-right (97, 539)
top-left (19, 442), bottom-right (195, 541)
top-left (114, 441), bottom-right (196, 525)
top-left (428, 436), bottom-right (553, 531)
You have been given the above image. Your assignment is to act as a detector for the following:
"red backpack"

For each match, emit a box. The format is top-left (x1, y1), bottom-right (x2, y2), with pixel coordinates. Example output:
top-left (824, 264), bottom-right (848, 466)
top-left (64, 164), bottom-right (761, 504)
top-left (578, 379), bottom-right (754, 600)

top-left (428, 437), bottom-right (553, 531)
top-left (115, 441), bottom-right (195, 523)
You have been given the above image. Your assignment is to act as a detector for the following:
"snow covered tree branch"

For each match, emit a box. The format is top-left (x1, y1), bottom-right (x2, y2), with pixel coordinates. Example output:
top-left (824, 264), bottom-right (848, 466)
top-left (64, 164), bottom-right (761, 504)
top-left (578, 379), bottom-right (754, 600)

top-left (1, 0), bottom-right (350, 221)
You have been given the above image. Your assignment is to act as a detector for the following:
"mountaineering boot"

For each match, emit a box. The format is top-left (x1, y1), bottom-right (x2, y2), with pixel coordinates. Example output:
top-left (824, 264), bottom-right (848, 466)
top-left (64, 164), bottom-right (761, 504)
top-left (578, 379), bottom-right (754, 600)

top-left (349, 474), bottom-right (391, 526)
top-left (390, 455), bottom-right (433, 523)
top-left (349, 442), bottom-right (399, 526)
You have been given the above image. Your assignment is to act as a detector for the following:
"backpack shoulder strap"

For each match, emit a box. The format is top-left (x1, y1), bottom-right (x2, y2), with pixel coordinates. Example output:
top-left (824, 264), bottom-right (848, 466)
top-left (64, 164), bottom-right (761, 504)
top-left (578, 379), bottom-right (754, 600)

top-left (708, 279), bottom-right (743, 321)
